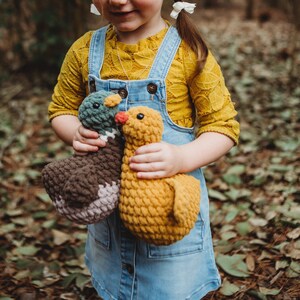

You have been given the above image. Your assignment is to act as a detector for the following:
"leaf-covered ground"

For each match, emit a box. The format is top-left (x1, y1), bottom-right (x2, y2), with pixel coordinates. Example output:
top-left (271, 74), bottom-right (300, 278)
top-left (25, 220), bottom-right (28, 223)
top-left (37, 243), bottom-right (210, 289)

top-left (0, 5), bottom-right (299, 300)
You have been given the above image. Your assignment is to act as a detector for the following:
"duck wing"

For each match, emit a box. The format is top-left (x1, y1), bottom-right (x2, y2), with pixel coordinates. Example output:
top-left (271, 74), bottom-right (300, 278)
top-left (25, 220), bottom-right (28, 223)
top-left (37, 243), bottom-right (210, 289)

top-left (165, 174), bottom-right (201, 225)
top-left (63, 164), bottom-right (98, 207)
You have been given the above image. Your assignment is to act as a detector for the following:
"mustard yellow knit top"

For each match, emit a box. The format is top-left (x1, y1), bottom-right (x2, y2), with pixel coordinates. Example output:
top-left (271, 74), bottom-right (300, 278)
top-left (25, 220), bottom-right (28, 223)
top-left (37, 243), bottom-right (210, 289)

top-left (49, 25), bottom-right (239, 144)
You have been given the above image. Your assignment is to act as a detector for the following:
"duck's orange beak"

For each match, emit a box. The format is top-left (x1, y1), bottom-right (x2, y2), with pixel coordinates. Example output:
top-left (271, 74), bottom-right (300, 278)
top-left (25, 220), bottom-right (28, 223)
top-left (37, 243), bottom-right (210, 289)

top-left (115, 111), bottom-right (128, 125)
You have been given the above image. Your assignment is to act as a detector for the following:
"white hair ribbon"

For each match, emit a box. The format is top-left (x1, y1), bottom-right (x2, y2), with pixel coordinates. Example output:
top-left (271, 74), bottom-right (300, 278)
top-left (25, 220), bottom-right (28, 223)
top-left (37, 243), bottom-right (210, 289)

top-left (90, 3), bottom-right (101, 15)
top-left (170, 2), bottom-right (196, 19)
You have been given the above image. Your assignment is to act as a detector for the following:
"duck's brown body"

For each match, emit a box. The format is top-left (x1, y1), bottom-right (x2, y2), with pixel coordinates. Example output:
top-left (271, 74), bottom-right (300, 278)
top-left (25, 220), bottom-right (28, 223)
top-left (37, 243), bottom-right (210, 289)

top-left (42, 135), bottom-right (123, 224)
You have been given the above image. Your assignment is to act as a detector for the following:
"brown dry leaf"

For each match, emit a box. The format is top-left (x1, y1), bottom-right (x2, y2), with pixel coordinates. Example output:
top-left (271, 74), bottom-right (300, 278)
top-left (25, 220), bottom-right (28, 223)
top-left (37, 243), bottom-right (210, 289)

top-left (287, 228), bottom-right (300, 240)
top-left (51, 229), bottom-right (71, 246)
top-left (246, 254), bottom-right (256, 272)
top-left (281, 241), bottom-right (300, 260)
top-left (249, 218), bottom-right (268, 227)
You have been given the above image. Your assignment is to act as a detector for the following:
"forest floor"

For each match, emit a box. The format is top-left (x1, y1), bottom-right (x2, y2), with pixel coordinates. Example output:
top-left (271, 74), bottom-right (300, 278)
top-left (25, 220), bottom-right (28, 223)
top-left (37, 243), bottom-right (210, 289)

top-left (0, 3), bottom-right (299, 300)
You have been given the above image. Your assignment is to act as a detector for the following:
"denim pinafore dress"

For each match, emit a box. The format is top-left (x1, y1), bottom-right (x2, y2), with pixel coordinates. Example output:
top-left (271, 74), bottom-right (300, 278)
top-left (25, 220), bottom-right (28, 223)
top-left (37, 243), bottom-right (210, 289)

top-left (85, 26), bottom-right (221, 300)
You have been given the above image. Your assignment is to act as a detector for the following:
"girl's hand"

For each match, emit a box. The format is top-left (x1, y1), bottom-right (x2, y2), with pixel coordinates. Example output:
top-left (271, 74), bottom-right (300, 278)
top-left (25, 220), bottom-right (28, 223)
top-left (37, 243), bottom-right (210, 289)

top-left (129, 142), bottom-right (183, 179)
top-left (73, 125), bottom-right (106, 155)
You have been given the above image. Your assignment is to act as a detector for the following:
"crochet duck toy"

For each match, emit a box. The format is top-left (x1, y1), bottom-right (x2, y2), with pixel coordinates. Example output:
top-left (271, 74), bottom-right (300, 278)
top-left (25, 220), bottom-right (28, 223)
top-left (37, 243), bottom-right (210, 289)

top-left (42, 90), bottom-right (123, 224)
top-left (115, 107), bottom-right (201, 245)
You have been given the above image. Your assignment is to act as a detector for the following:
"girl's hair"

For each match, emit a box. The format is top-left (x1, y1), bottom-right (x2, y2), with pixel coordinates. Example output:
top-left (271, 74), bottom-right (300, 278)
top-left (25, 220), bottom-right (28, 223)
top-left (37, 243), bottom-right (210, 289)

top-left (174, 0), bottom-right (208, 72)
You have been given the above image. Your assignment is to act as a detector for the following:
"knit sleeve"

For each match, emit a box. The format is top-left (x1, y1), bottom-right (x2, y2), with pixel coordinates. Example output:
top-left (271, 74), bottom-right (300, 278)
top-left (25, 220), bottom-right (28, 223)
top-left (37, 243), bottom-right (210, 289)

top-left (48, 31), bottom-right (92, 121)
top-left (190, 52), bottom-right (240, 144)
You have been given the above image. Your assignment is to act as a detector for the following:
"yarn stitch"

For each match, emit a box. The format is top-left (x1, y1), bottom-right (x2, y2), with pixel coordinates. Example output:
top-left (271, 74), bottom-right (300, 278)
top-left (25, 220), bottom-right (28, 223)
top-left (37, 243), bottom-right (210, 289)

top-left (115, 106), bottom-right (201, 245)
top-left (42, 90), bottom-right (123, 224)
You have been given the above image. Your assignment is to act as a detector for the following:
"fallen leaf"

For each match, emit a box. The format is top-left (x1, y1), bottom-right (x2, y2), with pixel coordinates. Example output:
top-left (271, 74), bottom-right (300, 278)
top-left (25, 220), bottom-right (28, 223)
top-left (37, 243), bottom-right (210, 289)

top-left (219, 279), bottom-right (240, 296)
top-left (16, 246), bottom-right (39, 256)
top-left (259, 287), bottom-right (281, 296)
top-left (216, 254), bottom-right (250, 278)
top-left (249, 218), bottom-right (268, 227)
top-left (208, 189), bottom-right (227, 201)
top-left (287, 228), bottom-right (300, 240)
top-left (275, 260), bottom-right (290, 270)
top-left (246, 254), bottom-right (256, 272)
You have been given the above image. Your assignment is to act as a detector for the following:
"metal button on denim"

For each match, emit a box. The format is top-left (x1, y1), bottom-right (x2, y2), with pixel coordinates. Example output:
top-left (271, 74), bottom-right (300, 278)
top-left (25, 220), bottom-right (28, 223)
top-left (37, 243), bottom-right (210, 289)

top-left (147, 83), bottom-right (157, 94)
top-left (90, 80), bottom-right (96, 93)
top-left (123, 263), bottom-right (134, 275)
top-left (118, 88), bottom-right (128, 99)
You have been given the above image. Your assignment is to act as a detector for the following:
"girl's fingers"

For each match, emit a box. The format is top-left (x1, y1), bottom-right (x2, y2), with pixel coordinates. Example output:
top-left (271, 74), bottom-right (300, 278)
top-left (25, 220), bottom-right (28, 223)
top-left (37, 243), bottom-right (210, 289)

top-left (78, 126), bottom-right (99, 139)
top-left (129, 162), bottom-right (164, 172)
top-left (136, 171), bottom-right (166, 180)
top-left (73, 125), bottom-right (106, 151)
top-left (134, 143), bottom-right (162, 155)
top-left (130, 152), bottom-right (161, 164)
top-left (73, 140), bottom-right (99, 152)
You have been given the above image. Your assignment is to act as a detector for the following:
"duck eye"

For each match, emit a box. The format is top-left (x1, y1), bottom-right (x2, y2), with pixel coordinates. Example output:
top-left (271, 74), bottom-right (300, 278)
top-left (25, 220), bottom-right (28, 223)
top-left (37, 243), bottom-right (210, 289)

top-left (137, 113), bottom-right (144, 120)
top-left (93, 102), bottom-right (100, 109)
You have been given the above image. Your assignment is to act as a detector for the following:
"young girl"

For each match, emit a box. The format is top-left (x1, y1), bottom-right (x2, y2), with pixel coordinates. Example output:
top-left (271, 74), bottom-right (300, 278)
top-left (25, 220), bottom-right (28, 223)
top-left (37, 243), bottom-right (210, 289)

top-left (48, 0), bottom-right (240, 298)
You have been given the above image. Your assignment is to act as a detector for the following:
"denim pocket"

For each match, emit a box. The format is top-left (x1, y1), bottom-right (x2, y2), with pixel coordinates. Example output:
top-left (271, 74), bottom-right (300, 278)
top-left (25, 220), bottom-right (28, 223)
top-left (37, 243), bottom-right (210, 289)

top-left (88, 220), bottom-right (111, 250)
top-left (147, 213), bottom-right (205, 258)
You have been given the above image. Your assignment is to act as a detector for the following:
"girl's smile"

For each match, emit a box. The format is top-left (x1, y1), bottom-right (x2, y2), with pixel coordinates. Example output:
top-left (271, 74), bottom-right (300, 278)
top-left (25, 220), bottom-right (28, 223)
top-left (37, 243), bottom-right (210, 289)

top-left (109, 10), bottom-right (136, 19)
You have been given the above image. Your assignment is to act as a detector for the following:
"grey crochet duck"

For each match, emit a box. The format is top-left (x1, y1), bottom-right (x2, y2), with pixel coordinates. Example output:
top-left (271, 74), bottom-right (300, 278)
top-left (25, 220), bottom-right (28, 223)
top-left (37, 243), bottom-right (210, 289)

top-left (42, 90), bottom-right (123, 224)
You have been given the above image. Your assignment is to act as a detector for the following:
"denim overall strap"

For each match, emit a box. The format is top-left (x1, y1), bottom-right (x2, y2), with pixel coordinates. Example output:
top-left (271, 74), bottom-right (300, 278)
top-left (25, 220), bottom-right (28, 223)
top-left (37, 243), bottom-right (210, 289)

top-left (88, 26), bottom-right (109, 79)
top-left (148, 26), bottom-right (181, 80)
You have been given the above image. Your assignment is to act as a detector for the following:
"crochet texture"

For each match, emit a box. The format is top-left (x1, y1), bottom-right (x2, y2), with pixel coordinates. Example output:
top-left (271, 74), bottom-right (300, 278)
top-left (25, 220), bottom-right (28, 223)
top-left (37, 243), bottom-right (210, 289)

top-left (115, 107), bottom-right (201, 245)
top-left (42, 91), bottom-right (123, 224)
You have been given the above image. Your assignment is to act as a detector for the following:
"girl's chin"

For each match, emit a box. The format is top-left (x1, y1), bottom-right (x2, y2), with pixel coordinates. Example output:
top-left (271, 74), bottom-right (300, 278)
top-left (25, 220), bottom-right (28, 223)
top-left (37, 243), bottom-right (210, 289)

top-left (113, 22), bottom-right (141, 33)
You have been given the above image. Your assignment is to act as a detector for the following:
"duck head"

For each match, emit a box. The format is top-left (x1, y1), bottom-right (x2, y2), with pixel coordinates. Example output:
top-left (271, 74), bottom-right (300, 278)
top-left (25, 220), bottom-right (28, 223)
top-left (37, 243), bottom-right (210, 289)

top-left (115, 106), bottom-right (163, 145)
top-left (78, 91), bottom-right (122, 135)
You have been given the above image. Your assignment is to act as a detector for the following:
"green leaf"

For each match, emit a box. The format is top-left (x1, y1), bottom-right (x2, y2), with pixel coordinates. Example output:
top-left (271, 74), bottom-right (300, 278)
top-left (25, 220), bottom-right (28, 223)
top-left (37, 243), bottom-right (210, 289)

top-left (0, 223), bottom-right (16, 234)
top-left (277, 206), bottom-right (300, 220)
top-left (61, 273), bottom-right (78, 288)
top-left (235, 221), bottom-right (253, 236)
top-left (75, 274), bottom-right (90, 290)
top-left (250, 174), bottom-right (267, 186)
top-left (5, 209), bottom-right (23, 217)
top-left (226, 164), bottom-right (246, 175)
top-left (31, 264), bottom-right (45, 280)
top-left (216, 254), bottom-right (250, 277)
top-left (220, 231), bottom-right (237, 241)
top-left (26, 169), bottom-right (40, 180)
top-left (222, 173), bottom-right (242, 185)
top-left (16, 246), bottom-right (39, 256)
top-left (259, 287), bottom-right (280, 296)
top-left (289, 260), bottom-right (300, 274)
top-left (225, 188), bottom-right (241, 201)
top-left (275, 139), bottom-right (299, 152)
top-left (247, 289), bottom-right (268, 300)
top-left (275, 260), bottom-right (289, 270)
top-left (32, 211), bottom-right (48, 219)
top-left (42, 220), bottom-right (56, 229)
top-left (16, 258), bottom-right (35, 269)
top-left (269, 164), bottom-right (294, 173)
top-left (12, 173), bottom-right (27, 184)
top-left (219, 280), bottom-right (240, 296)
top-left (226, 188), bottom-right (252, 201)
top-left (225, 209), bottom-right (239, 222)
top-left (208, 189), bottom-right (227, 201)
top-left (36, 191), bottom-right (51, 203)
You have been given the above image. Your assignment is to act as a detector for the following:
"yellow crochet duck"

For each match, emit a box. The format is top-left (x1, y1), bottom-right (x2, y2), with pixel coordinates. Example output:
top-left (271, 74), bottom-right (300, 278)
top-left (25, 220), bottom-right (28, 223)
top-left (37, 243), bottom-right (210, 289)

top-left (115, 107), bottom-right (201, 245)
